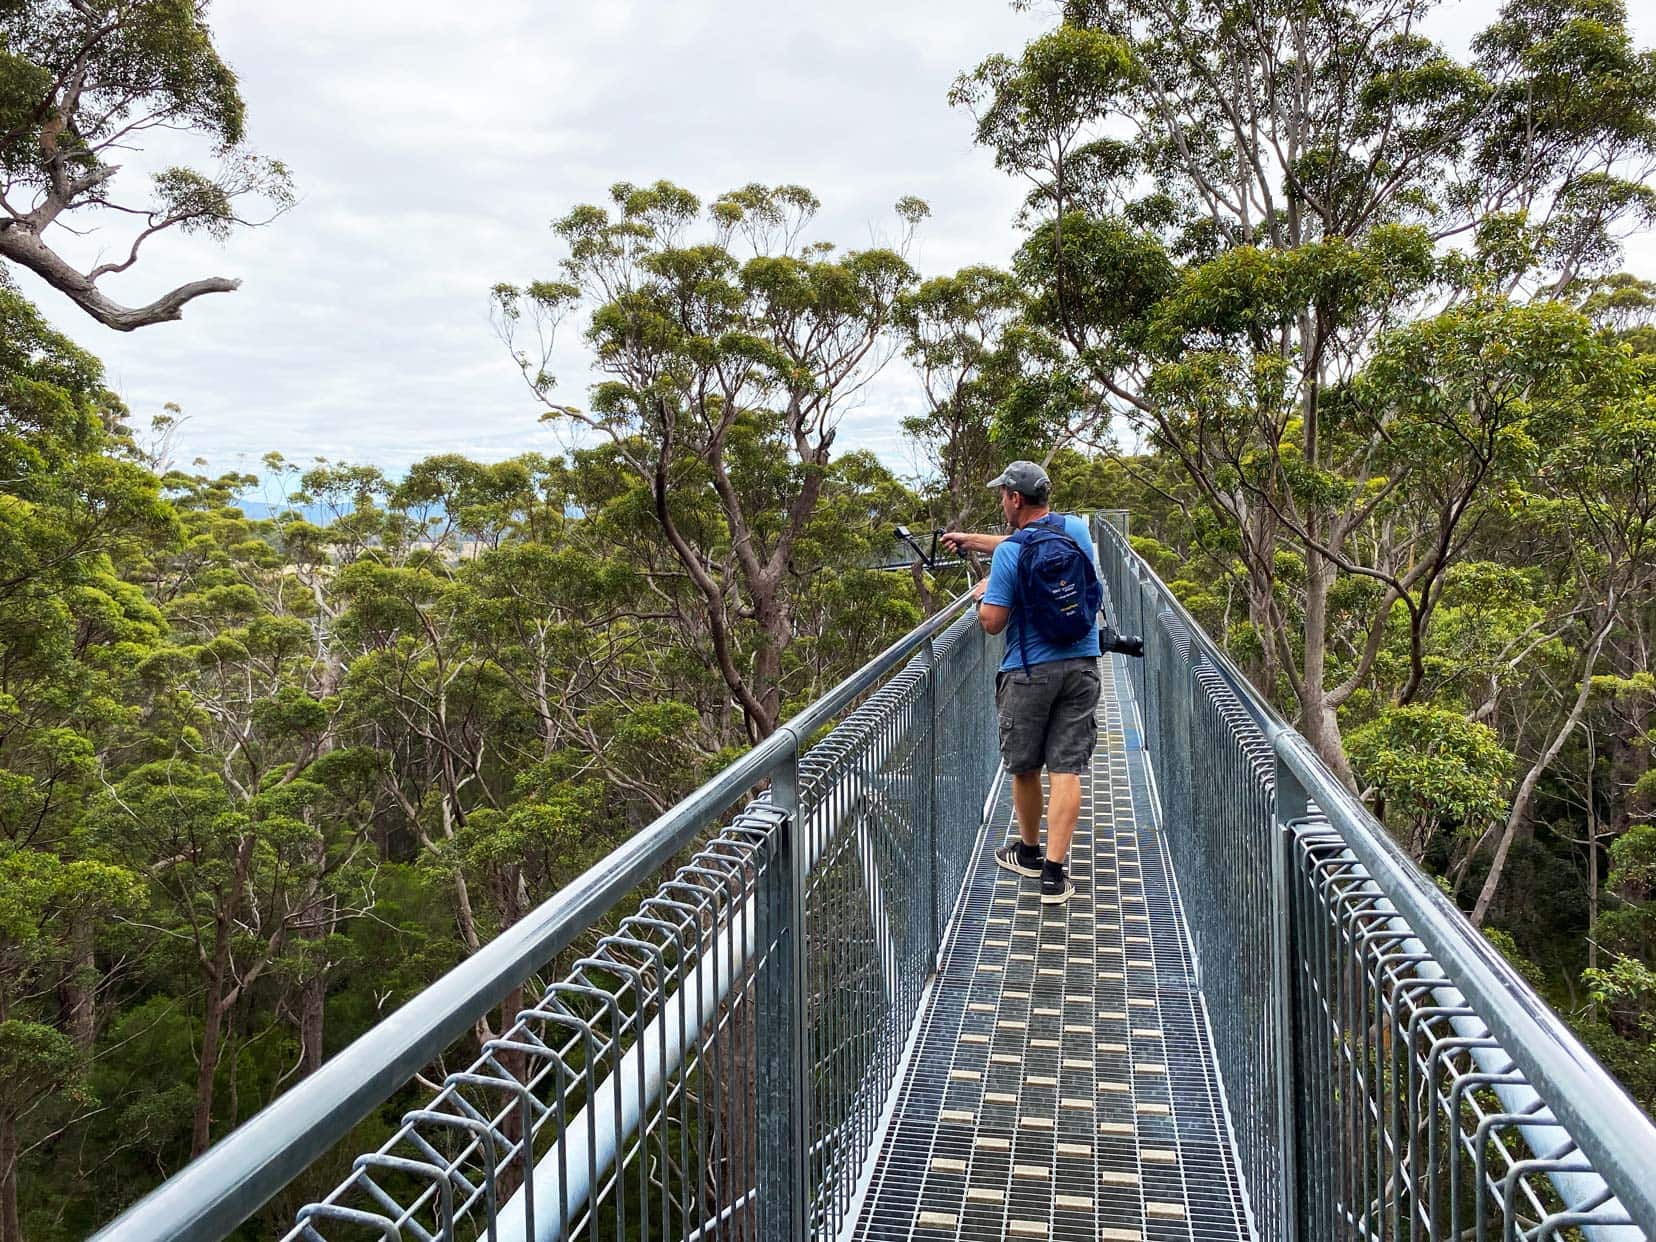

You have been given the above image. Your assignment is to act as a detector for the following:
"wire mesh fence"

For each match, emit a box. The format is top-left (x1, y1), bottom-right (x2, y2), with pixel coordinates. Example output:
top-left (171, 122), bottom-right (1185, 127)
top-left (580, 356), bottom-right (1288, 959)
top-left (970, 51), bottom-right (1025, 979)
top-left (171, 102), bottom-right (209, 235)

top-left (1093, 511), bottom-right (1656, 1242)
top-left (94, 593), bottom-right (999, 1242)
top-left (266, 608), bottom-right (998, 1242)
top-left (286, 801), bottom-right (778, 1242)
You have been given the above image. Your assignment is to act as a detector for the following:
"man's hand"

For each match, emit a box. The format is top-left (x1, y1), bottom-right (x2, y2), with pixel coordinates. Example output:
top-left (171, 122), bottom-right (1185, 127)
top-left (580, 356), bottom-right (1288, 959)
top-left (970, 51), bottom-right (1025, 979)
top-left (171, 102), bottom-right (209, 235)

top-left (941, 530), bottom-right (1006, 556)
top-left (970, 577), bottom-right (988, 601)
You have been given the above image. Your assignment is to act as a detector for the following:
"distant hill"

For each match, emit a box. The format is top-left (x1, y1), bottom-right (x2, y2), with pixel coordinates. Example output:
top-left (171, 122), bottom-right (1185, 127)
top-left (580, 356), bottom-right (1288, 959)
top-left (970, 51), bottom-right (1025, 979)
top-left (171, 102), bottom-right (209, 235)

top-left (233, 498), bottom-right (345, 525)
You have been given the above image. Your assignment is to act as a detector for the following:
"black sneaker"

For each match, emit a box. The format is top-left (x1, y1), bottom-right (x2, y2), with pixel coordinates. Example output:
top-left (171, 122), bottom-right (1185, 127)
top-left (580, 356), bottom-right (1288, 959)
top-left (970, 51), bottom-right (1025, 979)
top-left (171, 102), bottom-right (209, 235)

top-left (994, 841), bottom-right (1043, 877)
top-left (1040, 862), bottom-right (1075, 905)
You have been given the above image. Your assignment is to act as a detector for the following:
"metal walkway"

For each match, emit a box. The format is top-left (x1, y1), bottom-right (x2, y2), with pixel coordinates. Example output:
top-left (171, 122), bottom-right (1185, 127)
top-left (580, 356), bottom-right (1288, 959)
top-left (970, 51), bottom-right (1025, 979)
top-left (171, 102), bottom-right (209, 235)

top-left (100, 511), bottom-right (1656, 1242)
top-left (849, 653), bottom-right (1250, 1242)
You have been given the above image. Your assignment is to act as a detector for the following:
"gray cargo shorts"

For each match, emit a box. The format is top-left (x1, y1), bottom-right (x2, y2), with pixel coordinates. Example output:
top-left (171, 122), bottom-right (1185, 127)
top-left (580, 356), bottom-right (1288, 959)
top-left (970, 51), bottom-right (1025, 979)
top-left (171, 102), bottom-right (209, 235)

top-left (996, 657), bottom-right (1102, 775)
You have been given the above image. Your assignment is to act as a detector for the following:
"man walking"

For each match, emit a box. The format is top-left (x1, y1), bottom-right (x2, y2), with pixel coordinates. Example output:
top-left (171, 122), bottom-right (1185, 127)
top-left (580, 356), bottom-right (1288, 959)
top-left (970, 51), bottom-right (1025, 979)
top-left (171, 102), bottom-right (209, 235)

top-left (943, 461), bottom-right (1102, 905)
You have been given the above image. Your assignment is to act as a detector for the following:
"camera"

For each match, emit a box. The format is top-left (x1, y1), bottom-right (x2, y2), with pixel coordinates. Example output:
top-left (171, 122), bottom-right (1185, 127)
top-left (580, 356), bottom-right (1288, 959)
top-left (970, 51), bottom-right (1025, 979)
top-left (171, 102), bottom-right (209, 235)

top-left (1100, 624), bottom-right (1145, 659)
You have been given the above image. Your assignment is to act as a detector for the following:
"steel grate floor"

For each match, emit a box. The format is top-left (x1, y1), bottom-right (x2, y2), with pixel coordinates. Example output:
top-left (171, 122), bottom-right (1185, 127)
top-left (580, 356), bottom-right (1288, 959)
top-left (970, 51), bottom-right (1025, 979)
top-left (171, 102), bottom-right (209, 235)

top-left (847, 653), bottom-right (1253, 1242)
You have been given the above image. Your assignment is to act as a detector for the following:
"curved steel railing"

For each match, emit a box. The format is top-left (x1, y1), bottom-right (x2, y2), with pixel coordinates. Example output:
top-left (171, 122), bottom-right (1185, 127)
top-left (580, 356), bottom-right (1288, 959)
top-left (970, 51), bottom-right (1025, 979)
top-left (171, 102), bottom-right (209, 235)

top-left (94, 593), bottom-right (1001, 1242)
top-left (1093, 510), bottom-right (1656, 1241)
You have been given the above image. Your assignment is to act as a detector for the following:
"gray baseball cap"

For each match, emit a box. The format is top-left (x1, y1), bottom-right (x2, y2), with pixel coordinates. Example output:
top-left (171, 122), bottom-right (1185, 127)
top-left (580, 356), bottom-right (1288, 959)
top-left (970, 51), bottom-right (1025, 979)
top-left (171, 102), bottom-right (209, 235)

top-left (985, 460), bottom-right (1050, 500)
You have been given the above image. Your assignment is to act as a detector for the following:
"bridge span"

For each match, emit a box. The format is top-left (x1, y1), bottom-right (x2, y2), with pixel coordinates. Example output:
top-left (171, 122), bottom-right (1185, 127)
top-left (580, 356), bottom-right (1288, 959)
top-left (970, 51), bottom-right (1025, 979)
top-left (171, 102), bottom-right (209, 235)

top-left (848, 652), bottom-right (1249, 1242)
top-left (95, 514), bottom-right (1656, 1242)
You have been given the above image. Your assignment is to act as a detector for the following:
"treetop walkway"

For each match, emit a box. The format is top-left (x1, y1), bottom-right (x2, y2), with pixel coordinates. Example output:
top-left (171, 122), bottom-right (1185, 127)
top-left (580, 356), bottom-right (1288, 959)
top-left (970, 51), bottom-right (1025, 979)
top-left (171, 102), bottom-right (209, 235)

top-left (96, 515), bottom-right (1656, 1242)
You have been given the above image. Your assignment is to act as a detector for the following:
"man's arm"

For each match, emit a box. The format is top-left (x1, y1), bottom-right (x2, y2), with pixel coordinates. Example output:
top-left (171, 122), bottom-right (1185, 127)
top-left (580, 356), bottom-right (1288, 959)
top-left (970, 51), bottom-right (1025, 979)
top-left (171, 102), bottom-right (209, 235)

top-left (940, 531), bottom-right (1009, 556)
top-left (973, 541), bottom-right (1019, 636)
top-left (969, 577), bottom-right (1011, 635)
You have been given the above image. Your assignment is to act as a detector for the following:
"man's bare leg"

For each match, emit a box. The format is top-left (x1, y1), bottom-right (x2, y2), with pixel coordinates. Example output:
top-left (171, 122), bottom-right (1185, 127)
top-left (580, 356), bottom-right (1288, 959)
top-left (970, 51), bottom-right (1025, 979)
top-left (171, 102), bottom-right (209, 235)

top-left (1044, 772), bottom-right (1081, 866)
top-left (1012, 771), bottom-right (1044, 849)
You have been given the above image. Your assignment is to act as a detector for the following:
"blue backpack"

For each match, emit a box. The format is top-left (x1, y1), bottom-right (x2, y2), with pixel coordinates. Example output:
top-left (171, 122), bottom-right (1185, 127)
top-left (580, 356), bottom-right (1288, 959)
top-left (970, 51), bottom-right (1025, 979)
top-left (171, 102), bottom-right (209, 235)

top-left (1006, 514), bottom-right (1103, 674)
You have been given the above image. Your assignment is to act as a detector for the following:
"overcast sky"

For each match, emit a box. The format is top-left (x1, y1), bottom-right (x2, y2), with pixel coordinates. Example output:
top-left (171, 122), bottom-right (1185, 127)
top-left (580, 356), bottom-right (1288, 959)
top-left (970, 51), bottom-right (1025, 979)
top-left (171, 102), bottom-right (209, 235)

top-left (13, 1), bottom-right (1656, 485)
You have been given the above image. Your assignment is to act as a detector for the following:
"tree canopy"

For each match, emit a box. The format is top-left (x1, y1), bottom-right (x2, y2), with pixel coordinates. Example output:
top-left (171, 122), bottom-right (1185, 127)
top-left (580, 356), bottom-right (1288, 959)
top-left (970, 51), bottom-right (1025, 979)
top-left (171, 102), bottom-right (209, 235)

top-left (3, 2), bottom-right (1656, 1232)
top-left (494, 180), bottom-right (929, 738)
top-left (0, 1), bottom-right (290, 329)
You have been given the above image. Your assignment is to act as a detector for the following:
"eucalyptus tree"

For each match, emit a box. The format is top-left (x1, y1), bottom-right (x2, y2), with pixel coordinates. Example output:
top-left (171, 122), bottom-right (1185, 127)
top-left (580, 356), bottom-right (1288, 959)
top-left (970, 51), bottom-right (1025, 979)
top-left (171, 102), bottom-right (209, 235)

top-left (957, 0), bottom-right (1656, 781)
top-left (897, 268), bottom-right (1014, 530)
top-left (0, 281), bottom-right (175, 1239)
top-left (0, 0), bottom-right (292, 328)
top-left (456, 534), bottom-right (698, 818)
top-left (1346, 705), bottom-right (1514, 863)
top-left (895, 266), bottom-right (1076, 531)
top-left (1466, 330), bottom-right (1656, 925)
top-left (112, 487), bottom-right (387, 1155)
top-left (494, 181), bottom-right (926, 740)
top-left (1585, 812), bottom-right (1656, 1108)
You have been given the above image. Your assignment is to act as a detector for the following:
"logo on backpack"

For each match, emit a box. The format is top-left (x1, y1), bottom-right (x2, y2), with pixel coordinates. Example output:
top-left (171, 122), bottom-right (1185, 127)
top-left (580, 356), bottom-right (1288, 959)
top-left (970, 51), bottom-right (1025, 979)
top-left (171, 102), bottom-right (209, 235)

top-left (1007, 515), bottom-right (1103, 672)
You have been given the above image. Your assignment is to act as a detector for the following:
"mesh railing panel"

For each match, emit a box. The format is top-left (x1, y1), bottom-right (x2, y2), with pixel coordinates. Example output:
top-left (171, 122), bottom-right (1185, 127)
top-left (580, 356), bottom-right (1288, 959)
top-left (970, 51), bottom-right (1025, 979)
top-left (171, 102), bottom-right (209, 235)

top-left (285, 808), bottom-right (778, 1242)
top-left (1093, 512), bottom-right (1654, 1242)
top-left (796, 616), bottom-right (997, 1236)
top-left (277, 608), bottom-right (1000, 1242)
top-left (1287, 816), bottom-right (1645, 1240)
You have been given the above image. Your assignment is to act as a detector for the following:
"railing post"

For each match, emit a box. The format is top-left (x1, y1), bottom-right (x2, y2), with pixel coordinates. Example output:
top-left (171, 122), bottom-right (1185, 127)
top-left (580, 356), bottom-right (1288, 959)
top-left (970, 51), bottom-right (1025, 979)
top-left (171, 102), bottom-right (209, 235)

top-left (757, 735), bottom-right (810, 1242)
top-left (925, 637), bottom-right (942, 957)
top-left (1271, 737), bottom-right (1306, 1242)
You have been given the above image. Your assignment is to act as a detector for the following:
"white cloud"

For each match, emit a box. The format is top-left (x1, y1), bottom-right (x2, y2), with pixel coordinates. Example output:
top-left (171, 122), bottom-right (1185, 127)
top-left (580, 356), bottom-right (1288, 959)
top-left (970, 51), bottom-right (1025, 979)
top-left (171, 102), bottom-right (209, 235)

top-left (10, 0), bottom-right (1656, 483)
top-left (15, 0), bottom-right (1048, 478)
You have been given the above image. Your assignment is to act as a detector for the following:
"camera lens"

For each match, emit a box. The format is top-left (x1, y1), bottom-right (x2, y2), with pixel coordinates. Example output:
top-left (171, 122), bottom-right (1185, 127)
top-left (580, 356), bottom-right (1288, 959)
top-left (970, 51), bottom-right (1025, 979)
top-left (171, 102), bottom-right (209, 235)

top-left (1100, 626), bottom-right (1146, 659)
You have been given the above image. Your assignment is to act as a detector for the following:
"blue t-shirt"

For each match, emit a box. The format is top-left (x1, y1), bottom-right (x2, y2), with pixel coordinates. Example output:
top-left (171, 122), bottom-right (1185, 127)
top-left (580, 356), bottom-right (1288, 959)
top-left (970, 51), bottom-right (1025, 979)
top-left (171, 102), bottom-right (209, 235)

top-left (983, 513), bottom-right (1102, 672)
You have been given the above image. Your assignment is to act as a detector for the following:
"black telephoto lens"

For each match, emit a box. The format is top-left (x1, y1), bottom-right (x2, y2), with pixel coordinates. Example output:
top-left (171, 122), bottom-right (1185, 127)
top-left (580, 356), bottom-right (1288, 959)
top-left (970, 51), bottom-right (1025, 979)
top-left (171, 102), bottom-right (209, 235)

top-left (1100, 625), bottom-right (1146, 659)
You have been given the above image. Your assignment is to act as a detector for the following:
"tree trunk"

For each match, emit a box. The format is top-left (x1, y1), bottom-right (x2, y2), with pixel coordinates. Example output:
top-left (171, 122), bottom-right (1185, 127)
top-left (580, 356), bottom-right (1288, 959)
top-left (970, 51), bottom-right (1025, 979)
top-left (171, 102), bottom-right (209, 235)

top-left (496, 981), bottom-right (527, 1198)
top-left (0, 1113), bottom-right (18, 1242)
top-left (534, 641), bottom-right (557, 760)
top-left (297, 833), bottom-right (330, 1078)
top-left (193, 927), bottom-right (232, 1156)
top-left (1298, 546), bottom-right (1358, 790)
top-left (752, 587), bottom-right (790, 735)
top-left (60, 910), bottom-right (95, 1054)
top-left (910, 560), bottom-right (934, 615)
top-left (194, 836), bottom-right (252, 1157)
top-left (1240, 501), bottom-right (1279, 696)
top-left (1609, 651), bottom-right (1649, 836)
top-left (1587, 728), bottom-right (1600, 1007)
top-left (1472, 614), bottom-right (1613, 927)
top-left (1244, 556), bottom-right (1278, 695)
top-left (1301, 692), bottom-right (1357, 791)
top-left (300, 975), bottom-right (325, 1078)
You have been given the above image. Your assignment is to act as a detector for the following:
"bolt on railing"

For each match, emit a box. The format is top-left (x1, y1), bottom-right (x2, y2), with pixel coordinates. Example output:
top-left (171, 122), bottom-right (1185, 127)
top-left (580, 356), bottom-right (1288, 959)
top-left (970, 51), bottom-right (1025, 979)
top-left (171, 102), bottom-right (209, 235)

top-left (92, 595), bottom-right (1001, 1242)
top-left (1094, 510), bottom-right (1656, 1242)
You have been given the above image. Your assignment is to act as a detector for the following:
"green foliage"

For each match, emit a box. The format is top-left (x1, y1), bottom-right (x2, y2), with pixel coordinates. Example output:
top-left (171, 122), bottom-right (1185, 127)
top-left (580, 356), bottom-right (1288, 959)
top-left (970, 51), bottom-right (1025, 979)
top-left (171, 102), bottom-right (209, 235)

top-left (1017, 211), bottom-right (1175, 351)
top-left (1348, 706), bottom-right (1514, 859)
top-left (0, 2), bottom-right (292, 327)
top-left (949, 24), bottom-right (1137, 216)
top-left (895, 265), bottom-right (1033, 527)
top-left (498, 180), bottom-right (926, 738)
top-left (1483, 927), bottom-right (1550, 992)
top-left (0, 1020), bottom-right (86, 1115)
top-left (1584, 954), bottom-right (1656, 1043)
top-left (1, 0), bottom-right (245, 171)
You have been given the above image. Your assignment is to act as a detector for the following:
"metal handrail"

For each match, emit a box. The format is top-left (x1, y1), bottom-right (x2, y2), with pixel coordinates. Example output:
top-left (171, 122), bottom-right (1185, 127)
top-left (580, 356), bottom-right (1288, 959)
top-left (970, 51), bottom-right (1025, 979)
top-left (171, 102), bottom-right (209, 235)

top-left (1278, 730), bottom-right (1656, 1230)
top-left (93, 592), bottom-right (980, 1242)
top-left (1093, 512), bottom-right (1656, 1237)
top-left (99, 505), bottom-right (1656, 1242)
